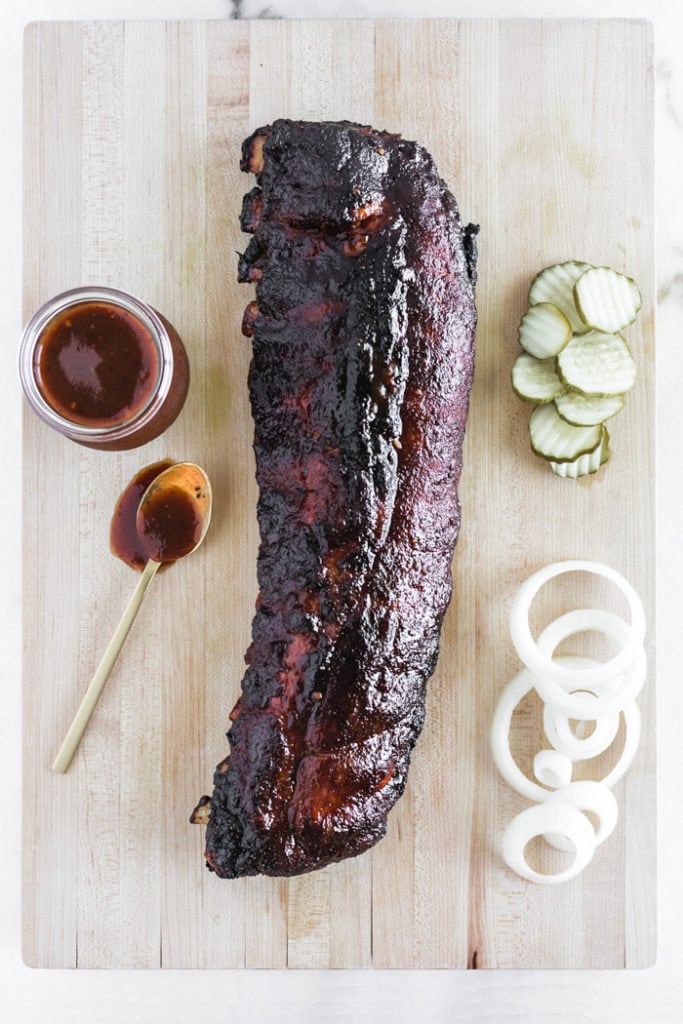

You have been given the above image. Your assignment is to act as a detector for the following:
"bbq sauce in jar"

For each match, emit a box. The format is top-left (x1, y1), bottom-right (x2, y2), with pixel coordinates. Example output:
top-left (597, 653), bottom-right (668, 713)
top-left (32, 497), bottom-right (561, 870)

top-left (35, 301), bottom-right (159, 427)
top-left (19, 287), bottom-right (190, 450)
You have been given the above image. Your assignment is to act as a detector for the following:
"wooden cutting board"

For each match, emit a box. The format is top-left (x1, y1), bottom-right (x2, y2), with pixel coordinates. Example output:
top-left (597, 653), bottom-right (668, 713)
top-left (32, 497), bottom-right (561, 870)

top-left (22, 18), bottom-right (655, 969)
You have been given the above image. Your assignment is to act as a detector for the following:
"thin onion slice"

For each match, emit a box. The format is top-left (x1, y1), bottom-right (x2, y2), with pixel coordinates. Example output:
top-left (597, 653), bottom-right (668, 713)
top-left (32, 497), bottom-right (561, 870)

top-left (492, 656), bottom-right (595, 802)
top-left (534, 749), bottom-right (573, 789)
top-left (495, 560), bottom-right (646, 884)
top-left (502, 801), bottom-right (596, 884)
top-left (543, 691), bottom-right (620, 761)
top-left (544, 781), bottom-right (619, 852)
top-left (543, 699), bottom-right (641, 790)
top-left (491, 665), bottom-right (550, 802)
top-left (534, 608), bottom-right (647, 718)
top-left (601, 701), bottom-right (642, 790)
top-left (491, 658), bottom-right (641, 802)
top-left (509, 560), bottom-right (646, 691)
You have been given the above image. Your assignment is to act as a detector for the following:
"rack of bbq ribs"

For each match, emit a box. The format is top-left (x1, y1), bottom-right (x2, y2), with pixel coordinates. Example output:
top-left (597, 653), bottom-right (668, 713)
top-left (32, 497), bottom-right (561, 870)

top-left (191, 119), bottom-right (478, 878)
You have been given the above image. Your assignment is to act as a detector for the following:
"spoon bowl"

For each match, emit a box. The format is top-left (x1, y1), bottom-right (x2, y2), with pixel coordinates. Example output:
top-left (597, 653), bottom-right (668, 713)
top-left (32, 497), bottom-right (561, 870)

top-left (136, 461), bottom-right (212, 564)
top-left (51, 461), bottom-right (213, 774)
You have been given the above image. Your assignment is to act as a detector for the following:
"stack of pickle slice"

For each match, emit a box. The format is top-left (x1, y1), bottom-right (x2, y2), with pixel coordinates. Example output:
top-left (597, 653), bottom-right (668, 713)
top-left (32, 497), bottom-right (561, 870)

top-left (512, 262), bottom-right (642, 479)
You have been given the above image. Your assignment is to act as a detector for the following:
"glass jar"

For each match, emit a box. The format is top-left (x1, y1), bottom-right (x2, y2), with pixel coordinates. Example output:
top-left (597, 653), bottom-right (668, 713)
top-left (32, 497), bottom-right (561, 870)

top-left (19, 286), bottom-right (190, 451)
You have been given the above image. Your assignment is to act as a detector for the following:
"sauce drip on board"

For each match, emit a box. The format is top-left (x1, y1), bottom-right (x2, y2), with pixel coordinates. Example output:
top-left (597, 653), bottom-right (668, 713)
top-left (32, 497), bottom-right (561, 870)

top-left (110, 460), bottom-right (175, 571)
top-left (34, 301), bottom-right (159, 426)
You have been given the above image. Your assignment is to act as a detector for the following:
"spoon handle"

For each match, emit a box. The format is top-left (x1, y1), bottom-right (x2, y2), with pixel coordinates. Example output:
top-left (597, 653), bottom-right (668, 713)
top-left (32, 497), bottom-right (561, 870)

top-left (51, 559), bottom-right (161, 774)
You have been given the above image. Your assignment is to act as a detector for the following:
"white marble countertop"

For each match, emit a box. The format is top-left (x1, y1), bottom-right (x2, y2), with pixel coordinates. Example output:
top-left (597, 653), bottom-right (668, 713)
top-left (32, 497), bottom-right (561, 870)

top-left (1, 0), bottom-right (681, 1021)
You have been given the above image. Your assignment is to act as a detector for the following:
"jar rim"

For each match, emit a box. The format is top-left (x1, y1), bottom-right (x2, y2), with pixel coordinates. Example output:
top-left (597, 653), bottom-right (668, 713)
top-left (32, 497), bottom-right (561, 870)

top-left (18, 286), bottom-right (175, 442)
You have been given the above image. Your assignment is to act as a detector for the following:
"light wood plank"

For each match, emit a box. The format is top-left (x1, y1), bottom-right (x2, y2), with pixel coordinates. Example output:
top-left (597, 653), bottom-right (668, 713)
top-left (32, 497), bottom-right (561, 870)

top-left (22, 20), bottom-right (84, 970)
top-left (479, 17), bottom-right (655, 970)
top-left (157, 19), bottom-right (211, 970)
top-left (116, 18), bottom-right (167, 970)
top-left (76, 19), bottom-right (126, 970)
top-left (203, 17), bottom-right (256, 969)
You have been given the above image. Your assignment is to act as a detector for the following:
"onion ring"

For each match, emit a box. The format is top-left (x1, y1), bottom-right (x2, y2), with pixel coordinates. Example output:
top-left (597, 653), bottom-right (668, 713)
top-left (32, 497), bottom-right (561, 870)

top-left (495, 561), bottom-right (646, 884)
top-left (533, 749), bottom-right (573, 788)
top-left (492, 661), bottom-right (642, 802)
top-left (543, 781), bottom-right (619, 852)
top-left (491, 665), bottom-right (548, 801)
top-left (542, 690), bottom-right (620, 761)
top-left (502, 801), bottom-right (596, 884)
top-left (600, 701), bottom-right (642, 789)
top-left (509, 560), bottom-right (646, 691)
top-left (533, 609), bottom-right (646, 718)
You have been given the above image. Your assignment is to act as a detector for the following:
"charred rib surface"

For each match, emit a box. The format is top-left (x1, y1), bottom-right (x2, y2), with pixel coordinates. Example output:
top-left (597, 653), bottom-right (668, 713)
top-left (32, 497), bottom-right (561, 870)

top-left (200, 119), bottom-right (477, 878)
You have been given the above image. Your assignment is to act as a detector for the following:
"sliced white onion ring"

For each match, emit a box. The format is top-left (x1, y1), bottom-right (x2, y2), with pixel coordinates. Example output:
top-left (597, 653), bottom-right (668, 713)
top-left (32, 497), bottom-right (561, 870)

top-left (495, 561), bottom-right (646, 884)
top-left (502, 801), bottom-right (596, 884)
top-left (490, 654), bottom-right (630, 803)
top-left (509, 560), bottom-right (646, 691)
top-left (492, 657), bottom-right (642, 798)
top-left (543, 688), bottom-right (620, 761)
top-left (538, 611), bottom-right (636, 698)
top-left (601, 700), bottom-right (642, 789)
top-left (532, 609), bottom-right (646, 718)
top-left (491, 666), bottom-right (548, 802)
top-left (544, 781), bottom-right (619, 852)
top-left (534, 749), bottom-right (573, 789)
top-left (546, 700), bottom-right (641, 790)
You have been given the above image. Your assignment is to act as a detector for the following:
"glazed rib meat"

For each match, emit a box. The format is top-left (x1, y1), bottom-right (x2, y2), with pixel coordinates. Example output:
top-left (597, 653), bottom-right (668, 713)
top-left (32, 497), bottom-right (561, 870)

top-left (195, 119), bottom-right (478, 878)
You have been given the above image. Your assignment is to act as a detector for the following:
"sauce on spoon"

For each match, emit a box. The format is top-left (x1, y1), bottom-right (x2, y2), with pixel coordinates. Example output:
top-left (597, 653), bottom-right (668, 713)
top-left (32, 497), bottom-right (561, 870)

top-left (136, 483), bottom-right (203, 563)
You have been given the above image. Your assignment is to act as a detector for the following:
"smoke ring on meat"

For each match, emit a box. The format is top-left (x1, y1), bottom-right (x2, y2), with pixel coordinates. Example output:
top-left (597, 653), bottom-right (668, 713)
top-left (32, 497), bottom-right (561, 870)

top-left (194, 119), bottom-right (478, 878)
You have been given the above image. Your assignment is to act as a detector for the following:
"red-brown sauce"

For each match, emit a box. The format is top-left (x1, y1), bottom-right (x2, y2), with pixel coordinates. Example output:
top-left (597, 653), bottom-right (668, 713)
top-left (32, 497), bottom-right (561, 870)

top-left (34, 301), bottom-right (159, 426)
top-left (136, 484), bottom-right (203, 563)
top-left (110, 460), bottom-right (175, 571)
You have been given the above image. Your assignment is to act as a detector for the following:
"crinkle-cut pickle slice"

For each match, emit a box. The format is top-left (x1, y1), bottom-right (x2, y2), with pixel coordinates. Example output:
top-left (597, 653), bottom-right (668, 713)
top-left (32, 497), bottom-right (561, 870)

top-left (518, 302), bottom-right (572, 359)
top-left (575, 265), bottom-right (643, 333)
top-left (528, 261), bottom-right (592, 334)
top-left (554, 389), bottom-right (624, 427)
top-left (529, 403), bottom-right (602, 463)
top-left (556, 330), bottom-right (636, 397)
top-left (550, 427), bottom-right (610, 478)
top-left (512, 352), bottom-right (566, 404)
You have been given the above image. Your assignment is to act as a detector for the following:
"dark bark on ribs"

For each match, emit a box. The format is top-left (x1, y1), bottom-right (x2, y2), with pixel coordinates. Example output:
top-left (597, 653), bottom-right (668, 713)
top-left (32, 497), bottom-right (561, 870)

top-left (197, 119), bottom-right (477, 878)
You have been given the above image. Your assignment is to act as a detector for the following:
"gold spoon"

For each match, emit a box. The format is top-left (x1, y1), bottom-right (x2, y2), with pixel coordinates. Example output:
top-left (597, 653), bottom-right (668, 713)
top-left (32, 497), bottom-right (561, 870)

top-left (51, 462), bottom-right (212, 774)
